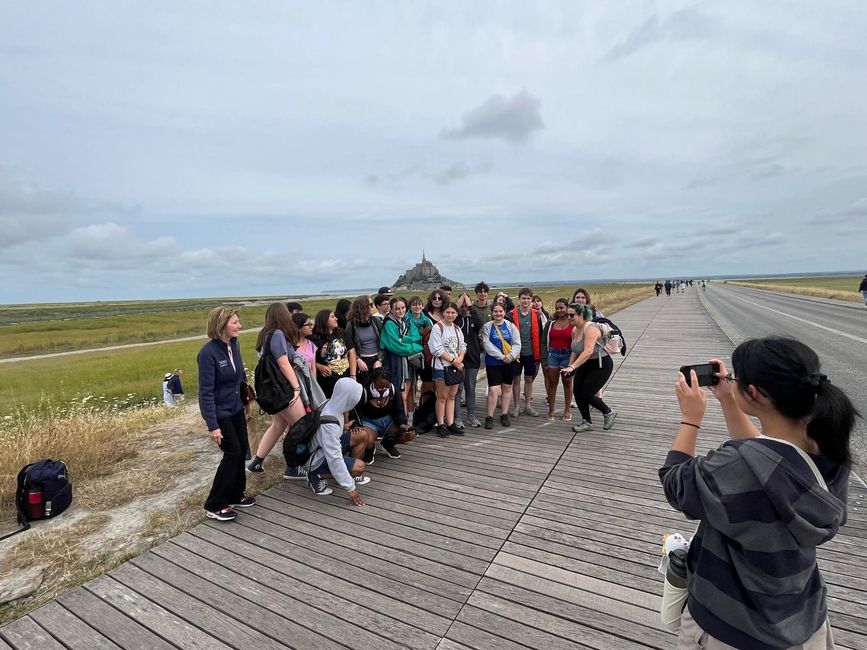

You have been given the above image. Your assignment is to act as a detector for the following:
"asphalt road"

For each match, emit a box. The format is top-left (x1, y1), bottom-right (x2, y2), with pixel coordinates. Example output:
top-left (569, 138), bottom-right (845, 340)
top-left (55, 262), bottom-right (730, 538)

top-left (702, 283), bottom-right (867, 475)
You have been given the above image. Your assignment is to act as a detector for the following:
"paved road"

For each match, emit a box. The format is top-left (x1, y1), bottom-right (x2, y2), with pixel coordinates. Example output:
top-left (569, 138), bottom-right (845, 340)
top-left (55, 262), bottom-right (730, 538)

top-left (701, 282), bottom-right (867, 471)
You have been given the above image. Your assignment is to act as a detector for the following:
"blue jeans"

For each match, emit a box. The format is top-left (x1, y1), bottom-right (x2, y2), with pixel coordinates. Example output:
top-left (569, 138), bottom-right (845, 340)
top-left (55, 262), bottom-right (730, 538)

top-left (361, 415), bottom-right (394, 438)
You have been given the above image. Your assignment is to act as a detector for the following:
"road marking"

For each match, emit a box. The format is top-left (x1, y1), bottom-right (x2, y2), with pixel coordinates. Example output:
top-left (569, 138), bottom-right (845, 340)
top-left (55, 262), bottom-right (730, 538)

top-left (728, 295), bottom-right (867, 344)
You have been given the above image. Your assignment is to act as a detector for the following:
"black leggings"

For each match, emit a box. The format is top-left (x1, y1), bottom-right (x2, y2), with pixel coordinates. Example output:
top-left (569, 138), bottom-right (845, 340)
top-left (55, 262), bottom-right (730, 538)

top-left (572, 355), bottom-right (613, 423)
top-left (204, 410), bottom-right (249, 511)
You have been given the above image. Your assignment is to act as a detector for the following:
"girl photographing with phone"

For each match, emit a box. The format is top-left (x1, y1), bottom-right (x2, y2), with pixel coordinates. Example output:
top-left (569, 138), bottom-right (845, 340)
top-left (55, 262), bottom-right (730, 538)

top-left (659, 337), bottom-right (856, 648)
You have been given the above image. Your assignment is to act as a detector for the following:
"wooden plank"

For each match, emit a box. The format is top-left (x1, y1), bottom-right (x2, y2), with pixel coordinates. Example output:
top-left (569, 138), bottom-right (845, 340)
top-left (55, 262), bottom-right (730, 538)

top-left (132, 549), bottom-right (409, 650)
top-left (57, 588), bottom-right (175, 650)
top-left (444, 616), bottom-right (541, 650)
top-left (159, 533), bottom-right (446, 646)
top-left (28, 601), bottom-right (120, 649)
top-left (0, 617), bottom-right (65, 650)
top-left (109, 562), bottom-right (284, 650)
top-left (85, 575), bottom-right (231, 650)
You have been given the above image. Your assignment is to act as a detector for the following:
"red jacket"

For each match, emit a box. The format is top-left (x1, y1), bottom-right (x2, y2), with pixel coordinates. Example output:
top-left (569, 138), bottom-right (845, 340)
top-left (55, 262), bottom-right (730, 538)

top-left (508, 307), bottom-right (542, 361)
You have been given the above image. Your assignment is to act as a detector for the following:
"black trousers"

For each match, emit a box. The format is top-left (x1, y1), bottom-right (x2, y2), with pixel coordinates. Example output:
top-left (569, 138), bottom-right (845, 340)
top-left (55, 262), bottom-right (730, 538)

top-left (204, 410), bottom-right (249, 511)
top-left (572, 354), bottom-right (613, 423)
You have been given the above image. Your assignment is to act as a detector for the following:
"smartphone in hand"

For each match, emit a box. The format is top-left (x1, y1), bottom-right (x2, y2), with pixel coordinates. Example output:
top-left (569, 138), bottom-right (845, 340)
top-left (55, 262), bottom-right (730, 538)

top-left (680, 362), bottom-right (720, 387)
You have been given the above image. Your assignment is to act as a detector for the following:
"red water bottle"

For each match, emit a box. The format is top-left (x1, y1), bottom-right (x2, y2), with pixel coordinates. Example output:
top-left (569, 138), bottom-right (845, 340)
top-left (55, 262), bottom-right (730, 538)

top-left (27, 489), bottom-right (44, 520)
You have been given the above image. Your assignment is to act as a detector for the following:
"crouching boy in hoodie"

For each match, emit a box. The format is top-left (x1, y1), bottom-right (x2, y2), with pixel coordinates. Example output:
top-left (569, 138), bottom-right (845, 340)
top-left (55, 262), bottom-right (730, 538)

top-left (307, 378), bottom-right (375, 506)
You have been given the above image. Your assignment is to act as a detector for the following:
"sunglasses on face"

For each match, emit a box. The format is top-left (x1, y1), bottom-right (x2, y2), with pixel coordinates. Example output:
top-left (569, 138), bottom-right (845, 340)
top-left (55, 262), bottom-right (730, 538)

top-left (567, 312), bottom-right (578, 317)
top-left (432, 296), bottom-right (442, 301)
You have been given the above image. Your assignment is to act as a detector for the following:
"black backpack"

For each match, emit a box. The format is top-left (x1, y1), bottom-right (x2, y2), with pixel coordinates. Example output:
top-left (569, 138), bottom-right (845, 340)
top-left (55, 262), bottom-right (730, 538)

top-left (412, 390), bottom-right (438, 434)
top-left (254, 331), bottom-right (295, 414)
top-left (2, 459), bottom-right (73, 540)
top-left (283, 405), bottom-right (339, 467)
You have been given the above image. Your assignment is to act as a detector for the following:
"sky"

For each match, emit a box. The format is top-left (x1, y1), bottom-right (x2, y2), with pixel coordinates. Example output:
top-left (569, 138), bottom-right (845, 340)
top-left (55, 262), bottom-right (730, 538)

top-left (2, 1), bottom-right (866, 303)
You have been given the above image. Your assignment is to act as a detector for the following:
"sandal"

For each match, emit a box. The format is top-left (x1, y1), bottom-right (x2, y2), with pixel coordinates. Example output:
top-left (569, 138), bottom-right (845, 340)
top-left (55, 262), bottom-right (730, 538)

top-left (546, 412), bottom-right (555, 422)
top-left (562, 412), bottom-right (573, 422)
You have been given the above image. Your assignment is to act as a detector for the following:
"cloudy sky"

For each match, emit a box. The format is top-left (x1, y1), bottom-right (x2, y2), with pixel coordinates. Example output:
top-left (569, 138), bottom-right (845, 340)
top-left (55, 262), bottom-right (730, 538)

top-left (2, 1), bottom-right (866, 303)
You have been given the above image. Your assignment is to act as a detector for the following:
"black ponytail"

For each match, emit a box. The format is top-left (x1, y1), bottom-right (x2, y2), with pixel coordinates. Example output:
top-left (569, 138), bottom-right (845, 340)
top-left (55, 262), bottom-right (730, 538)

top-left (731, 337), bottom-right (858, 466)
top-left (807, 381), bottom-right (857, 466)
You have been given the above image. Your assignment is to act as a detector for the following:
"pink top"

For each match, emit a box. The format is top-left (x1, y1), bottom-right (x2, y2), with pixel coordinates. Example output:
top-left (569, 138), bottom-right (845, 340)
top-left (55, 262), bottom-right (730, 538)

top-left (297, 339), bottom-right (317, 369)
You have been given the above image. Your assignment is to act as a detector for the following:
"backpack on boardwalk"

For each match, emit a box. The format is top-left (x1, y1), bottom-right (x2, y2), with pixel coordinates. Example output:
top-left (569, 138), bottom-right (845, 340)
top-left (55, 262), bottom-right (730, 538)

top-left (412, 390), bottom-right (438, 434)
top-left (591, 317), bottom-right (627, 357)
top-left (2, 460), bottom-right (73, 540)
top-left (254, 331), bottom-right (295, 414)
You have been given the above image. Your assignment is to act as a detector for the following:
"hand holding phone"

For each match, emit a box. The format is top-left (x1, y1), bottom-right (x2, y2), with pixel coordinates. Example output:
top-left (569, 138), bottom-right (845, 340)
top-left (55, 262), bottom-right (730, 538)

top-left (679, 363), bottom-right (720, 388)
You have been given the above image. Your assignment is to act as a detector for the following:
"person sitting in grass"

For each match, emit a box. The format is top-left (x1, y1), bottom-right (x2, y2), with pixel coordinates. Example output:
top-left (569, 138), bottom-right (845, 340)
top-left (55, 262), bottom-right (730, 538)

top-left (307, 378), bottom-right (374, 505)
top-left (355, 367), bottom-right (414, 460)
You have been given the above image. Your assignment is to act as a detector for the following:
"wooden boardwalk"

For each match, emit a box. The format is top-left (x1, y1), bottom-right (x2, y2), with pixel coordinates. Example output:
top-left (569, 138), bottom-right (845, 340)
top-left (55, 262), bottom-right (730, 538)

top-left (3, 291), bottom-right (866, 649)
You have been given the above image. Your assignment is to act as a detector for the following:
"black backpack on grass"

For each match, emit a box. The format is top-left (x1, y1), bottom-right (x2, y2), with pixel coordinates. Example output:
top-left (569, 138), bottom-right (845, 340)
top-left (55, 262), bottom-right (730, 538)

top-left (1, 459), bottom-right (72, 541)
top-left (254, 331), bottom-right (296, 414)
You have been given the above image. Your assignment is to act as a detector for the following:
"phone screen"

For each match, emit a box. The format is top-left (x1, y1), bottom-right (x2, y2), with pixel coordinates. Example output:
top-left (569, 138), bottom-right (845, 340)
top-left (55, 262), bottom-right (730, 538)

top-left (680, 363), bottom-right (720, 387)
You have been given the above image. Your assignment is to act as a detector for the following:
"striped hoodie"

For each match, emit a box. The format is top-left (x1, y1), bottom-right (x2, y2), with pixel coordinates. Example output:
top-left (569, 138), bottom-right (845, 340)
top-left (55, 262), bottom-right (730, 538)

top-left (659, 438), bottom-right (848, 649)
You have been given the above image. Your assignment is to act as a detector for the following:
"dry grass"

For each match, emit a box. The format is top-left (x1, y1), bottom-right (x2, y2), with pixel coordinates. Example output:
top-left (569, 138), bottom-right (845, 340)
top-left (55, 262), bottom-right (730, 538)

top-left (728, 281), bottom-right (861, 303)
top-left (0, 404), bottom-right (176, 515)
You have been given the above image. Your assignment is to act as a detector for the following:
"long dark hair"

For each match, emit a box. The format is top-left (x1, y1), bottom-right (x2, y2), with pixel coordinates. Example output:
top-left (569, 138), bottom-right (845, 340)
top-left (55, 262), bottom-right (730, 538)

top-left (424, 290), bottom-right (446, 314)
top-left (731, 337), bottom-right (857, 466)
top-left (313, 308), bottom-right (339, 344)
top-left (334, 299), bottom-right (352, 329)
top-left (347, 295), bottom-right (373, 325)
top-left (256, 302), bottom-right (297, 351)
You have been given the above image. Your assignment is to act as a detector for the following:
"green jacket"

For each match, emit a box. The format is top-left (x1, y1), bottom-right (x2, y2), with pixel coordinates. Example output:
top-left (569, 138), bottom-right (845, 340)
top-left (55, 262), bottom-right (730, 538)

top-left (380, 315), bottom-right (423, 356)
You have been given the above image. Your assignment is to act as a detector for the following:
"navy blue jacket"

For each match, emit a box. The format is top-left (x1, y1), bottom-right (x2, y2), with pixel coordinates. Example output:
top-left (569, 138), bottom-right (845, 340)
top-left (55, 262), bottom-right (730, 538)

top-left (197, 337), bottom-right (245, 431)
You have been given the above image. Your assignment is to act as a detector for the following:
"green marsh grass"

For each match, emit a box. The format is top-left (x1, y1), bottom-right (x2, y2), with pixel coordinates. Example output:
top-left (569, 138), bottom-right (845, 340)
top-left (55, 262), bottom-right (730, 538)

top-left (728, 275), bottom-right (862, 303)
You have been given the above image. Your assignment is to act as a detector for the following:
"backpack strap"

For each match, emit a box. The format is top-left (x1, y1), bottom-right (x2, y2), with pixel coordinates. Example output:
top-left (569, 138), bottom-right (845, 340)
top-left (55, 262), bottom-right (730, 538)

top-left (0, 464), bottom-right (33, 541)
top-left (756, 435), bottom-right (829, 491)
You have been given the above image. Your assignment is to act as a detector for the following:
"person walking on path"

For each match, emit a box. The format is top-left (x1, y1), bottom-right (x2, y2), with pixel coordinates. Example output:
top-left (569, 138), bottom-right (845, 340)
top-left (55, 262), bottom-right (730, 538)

top-left (198, 306), bottom-right (256, 521)
top-left (665, 280), bottom-right (673, 296)
top-left (562, 304), bottom-right (617, 432)
top-left (859, 274), bottom-right (867, 306)
top-left (659, 337), bottom-right (854, 649)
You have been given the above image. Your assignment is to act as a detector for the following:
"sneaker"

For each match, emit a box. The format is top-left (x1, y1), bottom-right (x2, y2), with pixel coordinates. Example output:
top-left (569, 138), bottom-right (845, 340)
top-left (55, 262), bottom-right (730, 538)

top-left (246, 458), bottom-right (264, 473)
top-left (500, 414), bottom-right (511, 427)
top-left (571, 399), bottom-right (577, 408)
top-left (524, 405), bottom-right (539, 417)
top-left (484, 416), bottom-right (494, 429)
top-left (231, 496), bottom-right (256, 508)
top-left (381, 440), bottom-right (401, 459)
top-left (354, 475), bottom-right (371, 486)
top-left (308, 476), bottom-right (333, 496)
top-left (447, 423), bottom-right (465, 437)
top-left (435, 424), bottom-right (450, 438)
top-left (603, 410), bottom-right (618, 430)
top-left (363, 446), bottom-right (376, 465)
top-left (283, 466), bottom-right (308, 480)
top-left (572, 420), bottom-right (592, 432)
top-left (206, 506), bottom-right (236, 521)
top-left (467, 414), bottom-right (482, 428)
top-left (510, 406), bottom-right (520, 418)
top-left (454, 419), bottom-right (465, 430)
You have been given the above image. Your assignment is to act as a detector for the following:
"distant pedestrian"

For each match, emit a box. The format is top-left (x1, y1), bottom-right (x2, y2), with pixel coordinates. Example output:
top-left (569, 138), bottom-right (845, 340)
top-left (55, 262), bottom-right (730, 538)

top-left (198, 306), bottom-right (255, 521)
top-left (655, 281), bottom-right (662, 297)
top-left (162, 373), bottom-right (175, 407)
top-left (168, 369), bottom-right (184, 403)
top-left (859, 274), bottom-right (867, 306)
top-left (665, 280), bottom-right (672, 296)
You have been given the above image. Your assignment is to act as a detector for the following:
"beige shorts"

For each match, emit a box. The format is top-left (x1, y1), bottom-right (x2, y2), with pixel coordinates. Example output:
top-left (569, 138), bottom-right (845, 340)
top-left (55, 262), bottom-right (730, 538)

top-left (678, 606), bottom-right (834, 649)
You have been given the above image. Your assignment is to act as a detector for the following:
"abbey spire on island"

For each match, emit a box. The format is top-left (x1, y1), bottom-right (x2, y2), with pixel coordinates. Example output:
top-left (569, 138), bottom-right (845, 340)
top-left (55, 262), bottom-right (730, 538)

top-left (392, 252), bottom-right (462, 291)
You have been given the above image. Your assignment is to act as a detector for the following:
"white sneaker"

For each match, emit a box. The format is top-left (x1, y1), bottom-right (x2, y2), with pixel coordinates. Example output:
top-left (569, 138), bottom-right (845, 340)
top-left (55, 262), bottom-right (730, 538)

top-left (354, 475), bottom-right (371, 486)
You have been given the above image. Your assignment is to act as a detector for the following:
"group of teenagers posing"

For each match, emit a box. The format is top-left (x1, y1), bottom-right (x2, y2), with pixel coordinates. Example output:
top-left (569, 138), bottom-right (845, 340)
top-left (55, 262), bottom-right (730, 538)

top-left (196, 283), bottom-right (618, 517)
top-left (197, 292), bottom-right (858, 649)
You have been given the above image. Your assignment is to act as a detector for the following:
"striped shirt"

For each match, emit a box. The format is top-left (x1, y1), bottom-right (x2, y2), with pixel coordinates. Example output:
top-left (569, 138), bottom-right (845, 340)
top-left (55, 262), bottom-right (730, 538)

top-left (659, 438), bottom-right (848, 649)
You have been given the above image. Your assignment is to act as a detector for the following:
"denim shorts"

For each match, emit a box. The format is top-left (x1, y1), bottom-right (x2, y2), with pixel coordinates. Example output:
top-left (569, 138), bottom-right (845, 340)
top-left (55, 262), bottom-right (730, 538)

top-left (432, 367), bottom-right (445, 381)
top-left (547, 349), bottom-right (571, 369)
top-left (310, 456), bottom-right (357, 479)
top-left (361, 415), bottom-right (394, 438)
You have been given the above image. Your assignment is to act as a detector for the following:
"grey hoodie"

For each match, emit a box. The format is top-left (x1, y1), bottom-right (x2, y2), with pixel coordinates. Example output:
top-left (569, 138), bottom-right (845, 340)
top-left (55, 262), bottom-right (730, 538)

top-left (309, 378), bottom-right (363, 493)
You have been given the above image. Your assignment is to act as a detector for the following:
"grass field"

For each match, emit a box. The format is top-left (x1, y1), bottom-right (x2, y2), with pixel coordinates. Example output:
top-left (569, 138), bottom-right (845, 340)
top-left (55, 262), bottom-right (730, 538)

top-left (0, 283), bottom-right (651, 413)
top-left (727, 275), bottom-right (864, 303)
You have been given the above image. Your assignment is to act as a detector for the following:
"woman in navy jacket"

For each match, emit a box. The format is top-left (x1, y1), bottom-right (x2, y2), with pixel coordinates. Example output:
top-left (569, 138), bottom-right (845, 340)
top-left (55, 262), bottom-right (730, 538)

top-left (198, 306), bottom-right (255, 521)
